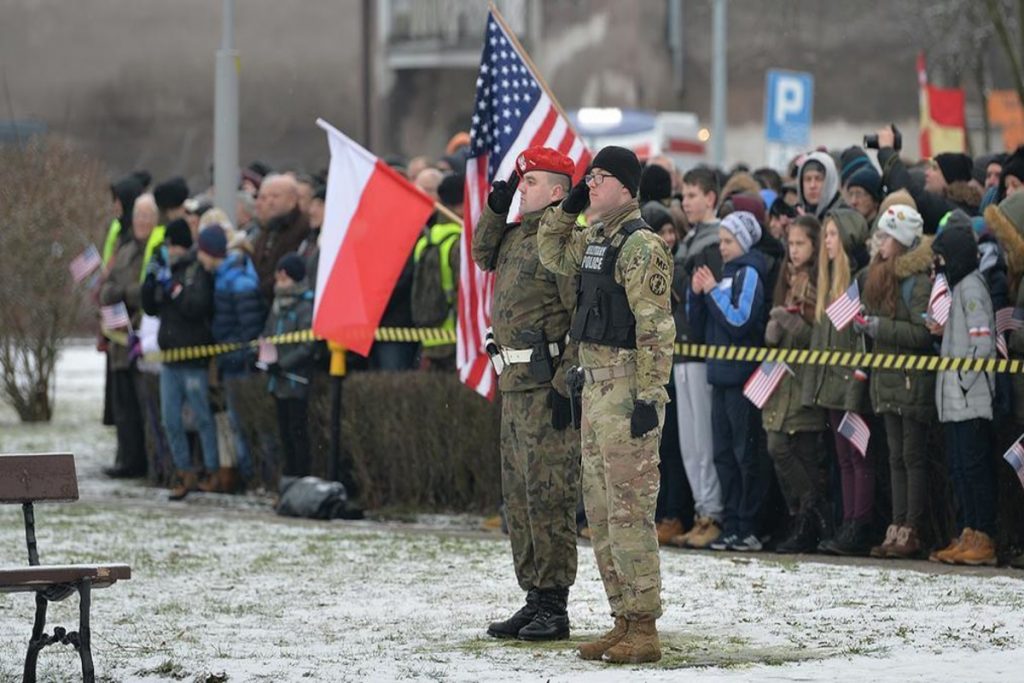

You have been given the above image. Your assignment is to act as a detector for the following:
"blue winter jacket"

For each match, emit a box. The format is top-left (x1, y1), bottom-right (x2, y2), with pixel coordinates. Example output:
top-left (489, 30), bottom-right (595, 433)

top-left (212, 252), bottom-right (267, 373)
top-left (686, 249), bottom-right (767, 387)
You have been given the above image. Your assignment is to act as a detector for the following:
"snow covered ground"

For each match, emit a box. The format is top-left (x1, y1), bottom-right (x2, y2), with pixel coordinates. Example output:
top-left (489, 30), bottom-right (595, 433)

top-left (0, 345), bottom-right (1022, 682)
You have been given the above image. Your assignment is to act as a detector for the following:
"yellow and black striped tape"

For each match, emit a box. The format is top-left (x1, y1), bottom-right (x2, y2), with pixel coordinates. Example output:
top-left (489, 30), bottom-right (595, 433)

top-left (102, 327), bottom-right (1021, 374)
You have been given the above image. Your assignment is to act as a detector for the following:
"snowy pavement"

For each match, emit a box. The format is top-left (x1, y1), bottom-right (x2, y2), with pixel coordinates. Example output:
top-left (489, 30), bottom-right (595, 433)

top-left (0, 346), bottom-right (1022, 682)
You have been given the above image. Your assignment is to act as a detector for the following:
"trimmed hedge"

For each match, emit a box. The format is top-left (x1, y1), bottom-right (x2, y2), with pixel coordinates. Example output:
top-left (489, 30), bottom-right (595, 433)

top-left (233, 370), bottom-right (502, 513)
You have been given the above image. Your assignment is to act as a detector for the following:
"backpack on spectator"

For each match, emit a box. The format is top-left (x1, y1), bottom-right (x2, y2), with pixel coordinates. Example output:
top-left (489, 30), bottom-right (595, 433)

top-left (411, 230), bottom-right (459, 328)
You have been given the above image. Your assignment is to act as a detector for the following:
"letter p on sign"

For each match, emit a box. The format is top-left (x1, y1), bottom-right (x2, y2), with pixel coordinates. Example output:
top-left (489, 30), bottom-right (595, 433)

top-left (764, 69), bottom-right (813, 146)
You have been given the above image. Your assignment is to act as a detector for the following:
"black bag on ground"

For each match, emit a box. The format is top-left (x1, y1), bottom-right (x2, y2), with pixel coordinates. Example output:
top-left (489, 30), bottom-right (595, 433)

top-left (276, 476), bottom-right (363, 520)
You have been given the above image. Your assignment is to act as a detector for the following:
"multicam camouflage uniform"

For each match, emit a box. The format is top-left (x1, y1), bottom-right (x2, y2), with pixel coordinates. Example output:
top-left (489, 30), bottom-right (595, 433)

top-left (472, 203), bottom-right (581, 592)
top-left (538, 199), bottom-right (675, 619)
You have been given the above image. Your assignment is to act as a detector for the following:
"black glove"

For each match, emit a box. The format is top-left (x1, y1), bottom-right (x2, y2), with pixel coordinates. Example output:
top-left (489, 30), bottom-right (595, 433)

top-left (630, 400), bottom-right (659, 438)
top-left (547, 388), bottom-right (572, 431)
top-left (267, 362), bottom-right (282, 376)
top-left (486, 173), bottom-right (520, 214)
top-left (561, 179), bottom-right (590, 215)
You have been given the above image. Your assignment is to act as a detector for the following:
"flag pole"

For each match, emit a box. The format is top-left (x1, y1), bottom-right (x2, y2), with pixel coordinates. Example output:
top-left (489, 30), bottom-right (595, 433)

top-left (487, 2), bottom-right (586, 149)
top-left (433, 202), bottom-right (463, 226)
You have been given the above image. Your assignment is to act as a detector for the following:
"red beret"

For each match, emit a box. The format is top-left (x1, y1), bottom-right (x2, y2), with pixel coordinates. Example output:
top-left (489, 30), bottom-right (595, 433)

top-left (516, 147), bottom-right (575, 178)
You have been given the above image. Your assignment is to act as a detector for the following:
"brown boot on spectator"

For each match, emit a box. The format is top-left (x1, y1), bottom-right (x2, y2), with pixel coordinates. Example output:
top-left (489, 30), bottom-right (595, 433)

top-left (870, 524), bottom-right (900, 558)
top-left (686, 517), bottom-right (722, 549)
top-left (198, 470), bottom-right (220, 493)
top-left (887, 526), bottom-right (922, 559)
top-left (937, 528), bottom-right (973, 564)
top-left (602, 617), bottom-right (661, 664)
top-left (929, 534), bottom-right (961, 563)
top-left (168, 471), bottom-right (198, 501)
top-left (656, 518), bottom-right (684, 546)
top-left (577, 616), bottom-right (627, 661)
top-left (218, 467), bottom-right (239, 494)
top-left (953, 529), bottom-right (997, 566)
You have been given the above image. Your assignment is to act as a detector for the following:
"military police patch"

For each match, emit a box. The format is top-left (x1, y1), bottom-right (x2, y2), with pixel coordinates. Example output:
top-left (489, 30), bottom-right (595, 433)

top-left (649, 272), bottom-right (667, 296)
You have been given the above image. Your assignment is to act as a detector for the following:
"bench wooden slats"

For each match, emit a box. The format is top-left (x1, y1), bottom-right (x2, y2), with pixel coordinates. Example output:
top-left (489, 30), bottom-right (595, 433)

top-left (0, 564), bottom-right (131, 593)
top-left (0, 453), bottom-right (78, 503)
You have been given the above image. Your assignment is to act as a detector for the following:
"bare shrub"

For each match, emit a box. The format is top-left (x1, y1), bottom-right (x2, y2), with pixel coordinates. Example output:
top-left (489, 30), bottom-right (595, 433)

top-left (0, 137), bottom-right (109, 421)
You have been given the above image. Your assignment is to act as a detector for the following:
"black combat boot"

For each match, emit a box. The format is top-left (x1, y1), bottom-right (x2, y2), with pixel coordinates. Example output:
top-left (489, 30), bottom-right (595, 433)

top-left (776, 510), bottom-right (818, 554)
top-left (518, 588), bottom-right (570, 641)
top-left (487, 589), bottom-right (539, 639)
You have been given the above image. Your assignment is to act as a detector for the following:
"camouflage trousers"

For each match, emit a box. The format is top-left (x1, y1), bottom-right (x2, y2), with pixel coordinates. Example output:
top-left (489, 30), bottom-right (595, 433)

top-left (581, 374), bottom-right (664, 619)
top-left (501, 388), bottom-right (581, 591)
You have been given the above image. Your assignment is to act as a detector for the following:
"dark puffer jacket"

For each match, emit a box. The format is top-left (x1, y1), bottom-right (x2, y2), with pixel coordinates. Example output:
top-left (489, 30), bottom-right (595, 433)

top-left (141, 251), bottom-right (214, 368)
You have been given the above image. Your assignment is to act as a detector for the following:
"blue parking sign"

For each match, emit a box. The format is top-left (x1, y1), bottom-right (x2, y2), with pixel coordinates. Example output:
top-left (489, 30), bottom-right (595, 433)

top-left (764, 70), bottom-right (814, 146)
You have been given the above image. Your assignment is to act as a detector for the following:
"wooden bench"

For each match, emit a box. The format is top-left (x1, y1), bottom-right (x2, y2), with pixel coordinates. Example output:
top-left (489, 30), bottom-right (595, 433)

top-left (0, 453), bottom-right (131, 683)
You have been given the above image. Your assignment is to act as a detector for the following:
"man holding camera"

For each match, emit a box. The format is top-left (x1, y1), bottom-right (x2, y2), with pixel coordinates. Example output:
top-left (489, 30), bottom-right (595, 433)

top-left (538, 146), bottom-right (675, 664)
top-left (873, 125), bottom-right (982, 232)
top-left (472, 147), bottom-right (581, 643)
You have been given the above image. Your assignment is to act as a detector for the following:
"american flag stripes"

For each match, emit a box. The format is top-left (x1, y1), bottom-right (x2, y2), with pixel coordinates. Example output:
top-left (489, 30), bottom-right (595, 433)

top-left (928, 274), bottom-right (951, 327)
top-left (457, 8), bottom-right (590, 400)
top-left (69, 244), bottom-right (102, 284)
top-left (100, 302), bottom-right (130, 330)
top-left (838, 411), bottom-right (871, 458)
top-left (742, 361), bottom-right (791, 409)
top-left (825, 281), bottom-right (861, 332)
top-left (995, 307), bottom-right (1023, 359)
top-left (1003, 434), bottom-right (1024, 490)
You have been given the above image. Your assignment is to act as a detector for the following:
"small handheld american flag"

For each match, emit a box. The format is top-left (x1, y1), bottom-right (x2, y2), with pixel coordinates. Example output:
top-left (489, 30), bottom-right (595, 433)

top-left (837, 411), bottom-right (870, 457)
top-left (69, 244), bottom-right (102, 284)
top-left (825, 281), bottom-right (861, 332)
top-left (995, 307), bottom-right (1024, 359)
top-left (100, 302), bottom-right (130, 330)
top-left (928, 274), bottom-right (951, 327)
top-left (742, 361), bottom-right (791, 409)
top-left (1003, 434), bottom-right (1024, 491)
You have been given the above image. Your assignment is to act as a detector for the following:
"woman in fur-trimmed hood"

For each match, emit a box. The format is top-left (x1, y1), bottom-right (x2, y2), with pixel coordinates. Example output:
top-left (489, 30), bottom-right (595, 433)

top-left (985, 190), bottom-right (1024, 299)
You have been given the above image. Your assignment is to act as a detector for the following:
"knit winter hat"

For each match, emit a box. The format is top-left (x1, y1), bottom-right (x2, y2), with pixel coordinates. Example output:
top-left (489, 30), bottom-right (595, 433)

top-left (640, 201), bottom-right (673, 231)
top-left (165, 218), bottom-right (193, 249)
top-left (639, 164), bottom-right (673, 203)
top-left (154, 176), bottom-right (190, 210)
top-left (839, 146), bottom-right (871, 185)
top-left (276, 252), bottom-right (306, 283)
top-left (847, 166), bottom-right (883, 202)
top-left (437, 172), bottom-right (465, 207)
top-left (719, 211), bottom-right (762, 253)
top-left (197, 224), bottom-right (228, 258)
top-left (934, 153), bottom-right (974, 184)
top-left (728, 193), bottom-right (766, 226)
top-left (876, 204), bottom-right (923, 248)
top-left (591, 146), bottom-right (642, 197)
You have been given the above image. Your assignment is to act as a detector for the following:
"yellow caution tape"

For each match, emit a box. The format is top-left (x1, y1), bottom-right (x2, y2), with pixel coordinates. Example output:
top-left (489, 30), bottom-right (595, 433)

top-left (101, 327), bottom-right (1020, 374)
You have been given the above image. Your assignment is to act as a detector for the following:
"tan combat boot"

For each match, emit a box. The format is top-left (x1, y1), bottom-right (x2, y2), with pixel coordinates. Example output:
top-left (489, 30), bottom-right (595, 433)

top-left (602, 616), bottom-right (661, 664)
top-left (577, 616), bottom-right (627, 661)
top-left (169, 471), bottom-right (198, 501)
top-left (953, 529), bottom-right (997, 566)
top-left (198, 469), bottom-right (221, 493)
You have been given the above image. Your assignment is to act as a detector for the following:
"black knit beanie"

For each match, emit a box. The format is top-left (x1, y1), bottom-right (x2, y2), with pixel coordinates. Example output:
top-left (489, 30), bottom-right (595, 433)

top-left (165, 218), bottom-right (193, 249)
top-left (591, 146), bottom-right (642, 197)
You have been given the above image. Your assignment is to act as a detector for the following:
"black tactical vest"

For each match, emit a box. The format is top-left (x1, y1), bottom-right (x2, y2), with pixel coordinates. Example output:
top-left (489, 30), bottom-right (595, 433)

top-left (570, 218), bottom-right (648, 348)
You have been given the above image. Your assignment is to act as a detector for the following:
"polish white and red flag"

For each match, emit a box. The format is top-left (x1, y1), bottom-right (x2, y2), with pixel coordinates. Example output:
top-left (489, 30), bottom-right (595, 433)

top-left (313, 119), bottom-right (436, 356)
top-left (458, 8), bottom-right (591, 400)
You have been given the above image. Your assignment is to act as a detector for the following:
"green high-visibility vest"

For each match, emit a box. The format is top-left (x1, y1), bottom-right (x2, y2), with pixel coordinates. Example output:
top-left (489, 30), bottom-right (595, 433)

top-left (139, 225), bottom-right (167, 282)
top-left (414, 221), bottom-right (461, 347)
top-left (102, 218), bottom-right (121, 266)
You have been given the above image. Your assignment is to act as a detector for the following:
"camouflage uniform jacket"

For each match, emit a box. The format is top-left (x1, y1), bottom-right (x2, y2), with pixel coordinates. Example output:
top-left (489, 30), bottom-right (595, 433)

top-left (472, 204), bottom-right (579, 395)
top-left (537, 199), bottom-right (675, 405)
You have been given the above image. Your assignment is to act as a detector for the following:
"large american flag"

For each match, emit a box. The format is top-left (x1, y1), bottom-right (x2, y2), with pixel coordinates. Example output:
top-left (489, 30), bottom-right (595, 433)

top-left (458, 9), bottom-right (590, 400)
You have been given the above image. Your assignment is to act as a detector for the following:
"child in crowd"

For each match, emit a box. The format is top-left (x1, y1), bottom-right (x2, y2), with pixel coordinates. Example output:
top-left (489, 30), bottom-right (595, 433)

top-left (262, 252), bottom-right (316, 478)
top-left (803, 208), bottom-right (874, 556)
top-left (855, 205), bottom-right (935, 559)
top-left (669, 168), bottom-right (725, 549)
top-left (687, 211), bottom-right (767, 551)
top-left (762, 215), bottom-right (829, 553)
top-left (930, 226), bottom-right (998, 566)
